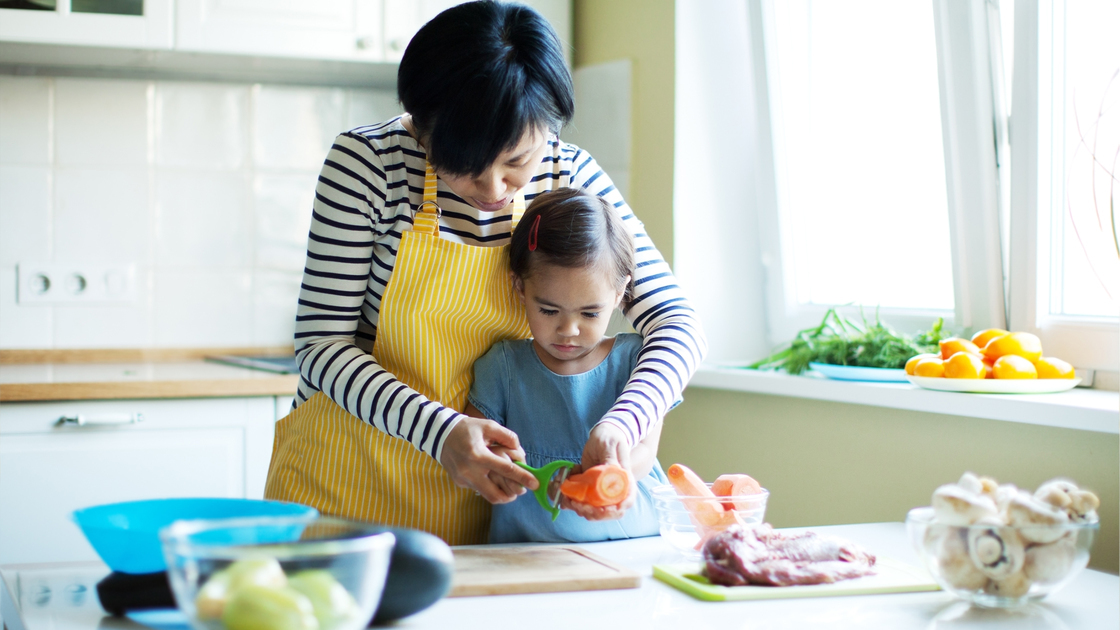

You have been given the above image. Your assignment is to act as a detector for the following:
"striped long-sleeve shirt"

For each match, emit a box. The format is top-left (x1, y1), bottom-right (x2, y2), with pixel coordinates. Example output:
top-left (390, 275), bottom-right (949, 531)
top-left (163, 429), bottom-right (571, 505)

top-left (294, 116), bottom-right (707, 462)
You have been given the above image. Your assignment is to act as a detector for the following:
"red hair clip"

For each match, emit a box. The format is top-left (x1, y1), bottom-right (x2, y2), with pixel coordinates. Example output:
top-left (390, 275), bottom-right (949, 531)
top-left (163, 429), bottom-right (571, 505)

top-left (528, 215), bottom-right (541, 251)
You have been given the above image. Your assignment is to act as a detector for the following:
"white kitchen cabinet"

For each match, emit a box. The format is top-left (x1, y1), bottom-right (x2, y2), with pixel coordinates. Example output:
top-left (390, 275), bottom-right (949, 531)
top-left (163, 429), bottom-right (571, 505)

top-left (0, 396), bottom-right (276, 567)
top-left (0, 0), bottom-right (173, 49)
top-left (175, 0), bottom-right (383, 62)
top-left (383, 0), bottom-right (571, 65)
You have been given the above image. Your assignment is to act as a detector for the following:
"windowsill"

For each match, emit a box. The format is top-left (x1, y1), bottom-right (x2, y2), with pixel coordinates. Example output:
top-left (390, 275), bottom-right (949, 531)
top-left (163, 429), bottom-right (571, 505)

top-left (688, 365), bottom-right (1119, 434)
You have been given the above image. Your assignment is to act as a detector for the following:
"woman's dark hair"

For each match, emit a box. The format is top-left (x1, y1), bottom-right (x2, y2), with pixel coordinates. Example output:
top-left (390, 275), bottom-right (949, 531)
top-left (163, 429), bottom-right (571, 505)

top-left (398, 1), bottom-right (574, 177)
top-left (510, 189), bottom-right (635, 303)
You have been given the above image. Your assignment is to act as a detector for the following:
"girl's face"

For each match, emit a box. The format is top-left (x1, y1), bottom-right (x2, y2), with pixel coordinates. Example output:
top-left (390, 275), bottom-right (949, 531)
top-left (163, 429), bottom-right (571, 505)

top-left (515, 263), bottom-right (627, 376)
top-left (436, 125), bottom-right (551, 213)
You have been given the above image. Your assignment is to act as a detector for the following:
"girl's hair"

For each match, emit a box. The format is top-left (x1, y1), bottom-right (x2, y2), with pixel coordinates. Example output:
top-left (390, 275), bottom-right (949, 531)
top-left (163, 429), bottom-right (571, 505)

top-left (510, 189), bottom-right (635, 304)
top-left (398, 1), bottom-right (575, 177)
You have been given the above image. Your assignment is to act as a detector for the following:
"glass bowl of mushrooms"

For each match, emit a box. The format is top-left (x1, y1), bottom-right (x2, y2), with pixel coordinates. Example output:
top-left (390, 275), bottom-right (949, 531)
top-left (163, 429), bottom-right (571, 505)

top-left (906, 473), bottom-right (1099, 608)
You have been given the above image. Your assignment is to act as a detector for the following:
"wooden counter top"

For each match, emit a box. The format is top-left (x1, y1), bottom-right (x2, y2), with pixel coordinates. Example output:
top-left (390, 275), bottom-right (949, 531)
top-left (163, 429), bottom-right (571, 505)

top-left (0, 348), bottom-right (299, 402)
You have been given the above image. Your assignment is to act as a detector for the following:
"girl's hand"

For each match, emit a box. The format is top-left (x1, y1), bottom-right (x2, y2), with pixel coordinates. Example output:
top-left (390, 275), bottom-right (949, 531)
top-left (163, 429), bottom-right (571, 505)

top-left (558, 480), bottom-right (637, 521)
top-left (440, 416), bottom-right (538, 504)
top-left (580, 423), bottom-right (632, 471)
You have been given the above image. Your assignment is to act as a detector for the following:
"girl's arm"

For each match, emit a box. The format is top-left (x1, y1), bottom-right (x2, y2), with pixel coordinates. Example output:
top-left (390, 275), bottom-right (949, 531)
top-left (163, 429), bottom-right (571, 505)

top-left (564, 146), bottom-right (708, 462)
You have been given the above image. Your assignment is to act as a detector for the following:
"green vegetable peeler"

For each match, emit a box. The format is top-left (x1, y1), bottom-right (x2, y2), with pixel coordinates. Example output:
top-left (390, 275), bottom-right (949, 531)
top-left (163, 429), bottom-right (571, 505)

top-left (515, 460), bottom-right (576, 521)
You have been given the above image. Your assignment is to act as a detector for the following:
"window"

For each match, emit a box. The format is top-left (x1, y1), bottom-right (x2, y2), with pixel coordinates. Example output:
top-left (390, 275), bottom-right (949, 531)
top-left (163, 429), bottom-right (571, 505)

top-left (1008, 0), bottom-right (1119, 371)
top-left (764, 1), bottom-right (954, 319)
top-left (753, 0), bottom-right (1117, 371)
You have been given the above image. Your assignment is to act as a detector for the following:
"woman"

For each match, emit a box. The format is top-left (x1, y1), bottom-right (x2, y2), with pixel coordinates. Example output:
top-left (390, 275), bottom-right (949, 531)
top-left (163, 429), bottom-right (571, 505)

top-left (264, 0), bottom-right (707, 545)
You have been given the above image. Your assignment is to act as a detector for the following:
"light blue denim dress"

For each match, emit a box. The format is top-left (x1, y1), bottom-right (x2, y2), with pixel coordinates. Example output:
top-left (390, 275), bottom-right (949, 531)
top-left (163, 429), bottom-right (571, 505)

top-left (467, 334), bottom-right (672, 544)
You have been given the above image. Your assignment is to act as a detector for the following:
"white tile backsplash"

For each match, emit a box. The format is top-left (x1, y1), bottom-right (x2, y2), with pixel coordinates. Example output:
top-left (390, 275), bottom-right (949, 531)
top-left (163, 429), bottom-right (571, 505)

top-left (155, 82), bottom-right (248, 169)
top-left (0, 76), bottom-right (395, 349)
top-left (252, 270), bottom-right (301, 346)
top-left (154, 270), bottom-right (253, 347)
top-left (0, 266), bottom-right (53, 348)
top-left (54, 168), bottom-right (151, 263)
top-left (156, 170), bottom-right (251, 268)
top-left (347, 89), bottom-right (403, 131)
top-left (0, 166), bottom-right (51, 266)
top-left (0, 76), bottom-right (51, 165)
top-left (253, 85), bottom-right (346, 170)
top-left (55, 78), bottom-right (150, 167)
top-left (254, 172), bottom-right (317, 272)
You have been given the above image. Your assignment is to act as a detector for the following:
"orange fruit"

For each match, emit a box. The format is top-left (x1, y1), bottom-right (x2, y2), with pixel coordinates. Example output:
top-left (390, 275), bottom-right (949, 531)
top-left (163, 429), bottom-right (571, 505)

top-left (914, 357), bottom-right (945, 378)
top-left (992, 355), bottom-right (1038, 379)
top-left (905, 353), bottom-right (940, 375)
top-left (939, 338), bottom-right (982, 361)
top-left (944, 352), bottom-right (986, 379)
top-left (1035, 357), bottom-right (1076, 379)
top-left (982, 358), bottom-right (995, 379)
top-left (983, 332), bottom-right (1043, 363)
top-left (971, 328), bottom-right (1009, 349)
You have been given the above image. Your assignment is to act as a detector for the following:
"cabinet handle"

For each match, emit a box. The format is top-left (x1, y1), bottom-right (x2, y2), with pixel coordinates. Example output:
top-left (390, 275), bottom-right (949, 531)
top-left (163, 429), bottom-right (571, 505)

top-left (56, 413), bottom-right (144, 427)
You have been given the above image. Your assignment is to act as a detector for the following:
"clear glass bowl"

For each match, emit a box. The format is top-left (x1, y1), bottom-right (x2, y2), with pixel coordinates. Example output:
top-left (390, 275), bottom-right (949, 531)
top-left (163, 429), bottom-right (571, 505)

top-left (906, 506), bottom-right (1097, 608)
top-left (651, 484), bottom-right (769, 558)
top-left (161, 515), bottom-right (395, 630)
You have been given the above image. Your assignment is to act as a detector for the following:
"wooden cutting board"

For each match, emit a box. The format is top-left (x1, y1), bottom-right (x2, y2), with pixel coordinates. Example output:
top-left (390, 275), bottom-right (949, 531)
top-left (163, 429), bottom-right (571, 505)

top-left (448, 545), bottom-right (641, 597)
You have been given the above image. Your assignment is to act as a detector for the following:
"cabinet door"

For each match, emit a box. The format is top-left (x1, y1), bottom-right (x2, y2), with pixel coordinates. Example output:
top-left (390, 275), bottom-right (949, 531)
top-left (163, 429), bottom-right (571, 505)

top-left (176, 0), bottom-right (382, 61)
top-left (0, 0), bottom-right (172, 49)
top-left (0, 397), bottom-right (274, 566)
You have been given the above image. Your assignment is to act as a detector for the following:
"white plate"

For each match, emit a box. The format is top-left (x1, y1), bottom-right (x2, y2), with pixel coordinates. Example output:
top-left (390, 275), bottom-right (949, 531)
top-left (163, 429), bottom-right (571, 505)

top-left (809, 363), bottom-right (908, 382)
top-left (906, 375), bottom-right (1081, 394)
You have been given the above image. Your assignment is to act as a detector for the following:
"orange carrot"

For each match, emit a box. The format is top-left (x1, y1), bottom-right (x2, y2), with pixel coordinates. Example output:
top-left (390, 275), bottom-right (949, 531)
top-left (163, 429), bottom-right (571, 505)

top-left (666, 464), bottom-right (745, 531)
top-left (560, 464), bottom-right (632, 507)
top-left (711, 474), bottom-right (763, 511)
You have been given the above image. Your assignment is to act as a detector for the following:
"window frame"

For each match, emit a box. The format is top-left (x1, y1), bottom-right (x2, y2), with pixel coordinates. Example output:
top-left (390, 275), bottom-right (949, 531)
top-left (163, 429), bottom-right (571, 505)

top-left (1006, 0), bottom-right (1119, 372)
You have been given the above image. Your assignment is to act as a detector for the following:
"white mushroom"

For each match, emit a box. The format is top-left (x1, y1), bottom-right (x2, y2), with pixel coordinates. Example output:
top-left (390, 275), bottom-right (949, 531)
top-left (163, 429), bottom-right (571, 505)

top-left (977, 475), bottom-right (1000, 499)
top-left (994, 484), bottom-right (1019, 516)
top-left (967, 518), bottom-right (1026, 580)
top-left (1006, 492), bottom-right (1070, 544)
top-left (957, 472), bottom-right (984, 495)
top-left (1023, 535), bottom-right (1077, 585)
top-left (930, 527), bottom-right (988, 591)
top-left (985, 570), bottom-right (1032, 598)
top-left (1035, 479), bottom-right (1100, 524)
top-left (932, 484), bottom-right (998, 526)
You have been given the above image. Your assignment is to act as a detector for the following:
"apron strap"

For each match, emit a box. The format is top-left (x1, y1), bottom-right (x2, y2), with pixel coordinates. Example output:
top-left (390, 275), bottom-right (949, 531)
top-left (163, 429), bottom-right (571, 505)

top-left (416, 161), bottom-right (528, 236)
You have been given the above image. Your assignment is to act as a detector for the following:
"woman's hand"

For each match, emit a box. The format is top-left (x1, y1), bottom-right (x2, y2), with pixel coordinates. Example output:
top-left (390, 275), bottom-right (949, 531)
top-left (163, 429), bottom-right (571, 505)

top-left (440, 416), bottom-right (539, 504)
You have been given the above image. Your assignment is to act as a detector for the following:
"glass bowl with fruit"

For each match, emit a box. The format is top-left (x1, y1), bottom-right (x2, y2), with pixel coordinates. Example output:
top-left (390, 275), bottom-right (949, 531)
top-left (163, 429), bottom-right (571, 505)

top-left (161, 515), bottom-right (395, 630)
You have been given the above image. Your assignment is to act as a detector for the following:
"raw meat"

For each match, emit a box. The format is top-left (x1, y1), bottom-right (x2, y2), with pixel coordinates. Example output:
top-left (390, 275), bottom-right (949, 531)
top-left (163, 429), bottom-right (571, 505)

top-left (702, 524), bottom-right (877, 586)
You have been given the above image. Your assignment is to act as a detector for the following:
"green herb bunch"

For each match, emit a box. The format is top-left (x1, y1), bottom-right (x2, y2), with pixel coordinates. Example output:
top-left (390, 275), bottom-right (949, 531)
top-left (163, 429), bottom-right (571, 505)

top-left (748, 308), bottom-right (948, 375)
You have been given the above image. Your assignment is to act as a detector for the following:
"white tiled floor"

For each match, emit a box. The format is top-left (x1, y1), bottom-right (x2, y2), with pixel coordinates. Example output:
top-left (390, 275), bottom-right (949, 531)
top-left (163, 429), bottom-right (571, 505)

top-left (0, 75), bottom-right (396, 349)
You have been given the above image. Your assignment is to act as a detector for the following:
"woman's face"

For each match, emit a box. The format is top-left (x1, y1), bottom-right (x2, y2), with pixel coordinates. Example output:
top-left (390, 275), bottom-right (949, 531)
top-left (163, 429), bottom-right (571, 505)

top-left (436, 125), bottom-right (551, 213)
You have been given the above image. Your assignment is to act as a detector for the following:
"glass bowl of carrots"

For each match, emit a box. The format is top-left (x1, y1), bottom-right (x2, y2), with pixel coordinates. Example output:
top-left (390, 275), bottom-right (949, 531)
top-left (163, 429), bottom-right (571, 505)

top-left (651, 481), bottom-right (769, 559)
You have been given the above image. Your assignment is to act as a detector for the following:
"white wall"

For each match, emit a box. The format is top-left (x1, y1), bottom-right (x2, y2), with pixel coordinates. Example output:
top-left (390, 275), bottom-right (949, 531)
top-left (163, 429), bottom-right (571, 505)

top-left (673, 0), bottom-right (770, 363)
top-left (0, 75), bottom-right (400, 349)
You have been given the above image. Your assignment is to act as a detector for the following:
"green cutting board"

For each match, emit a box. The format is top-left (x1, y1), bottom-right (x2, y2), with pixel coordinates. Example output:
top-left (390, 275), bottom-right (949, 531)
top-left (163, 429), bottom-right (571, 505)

top-left (653, 556), bottom-right (940, 601)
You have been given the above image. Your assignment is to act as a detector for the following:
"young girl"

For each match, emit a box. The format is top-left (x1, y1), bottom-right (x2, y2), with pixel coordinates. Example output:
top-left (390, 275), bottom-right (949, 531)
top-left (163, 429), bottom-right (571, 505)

top-left (465, 188), bottom-right (674, 544)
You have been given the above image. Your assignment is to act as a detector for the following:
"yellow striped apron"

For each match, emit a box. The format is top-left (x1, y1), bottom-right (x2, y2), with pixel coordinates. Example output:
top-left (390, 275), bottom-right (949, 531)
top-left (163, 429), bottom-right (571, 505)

top-left (264, 164), bottom-right (531, 545)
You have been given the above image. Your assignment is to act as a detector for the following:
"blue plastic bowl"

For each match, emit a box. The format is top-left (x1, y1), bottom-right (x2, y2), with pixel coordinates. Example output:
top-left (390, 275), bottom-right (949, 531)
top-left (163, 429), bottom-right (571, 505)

top-left (72, 498), bottom-right (318, 574)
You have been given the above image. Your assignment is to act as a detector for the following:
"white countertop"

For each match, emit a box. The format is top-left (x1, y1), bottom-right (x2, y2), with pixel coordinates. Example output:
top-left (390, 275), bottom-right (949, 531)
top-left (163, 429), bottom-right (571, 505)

top-left (3, 523), bottom-right (1116, 630)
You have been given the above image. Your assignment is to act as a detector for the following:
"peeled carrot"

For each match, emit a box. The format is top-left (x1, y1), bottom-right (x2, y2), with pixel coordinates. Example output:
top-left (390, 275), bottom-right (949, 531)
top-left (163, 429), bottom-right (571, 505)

top-left (560, 464), bottom-right (632, 507)
top-left (666, 464), bottom-right (744, 530)
top-left (711, 474), bottom-right (763, 511)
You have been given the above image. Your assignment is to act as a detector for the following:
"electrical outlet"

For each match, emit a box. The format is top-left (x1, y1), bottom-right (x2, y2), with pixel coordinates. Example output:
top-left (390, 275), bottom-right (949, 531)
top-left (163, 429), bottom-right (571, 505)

top-left (17, 262), bottom-right (138, 305)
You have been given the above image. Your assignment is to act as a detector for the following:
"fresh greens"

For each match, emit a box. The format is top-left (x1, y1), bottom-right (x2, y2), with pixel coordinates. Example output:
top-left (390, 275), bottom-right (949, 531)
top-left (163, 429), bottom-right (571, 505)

top-left (748, 308), bottom-right (948, 375)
